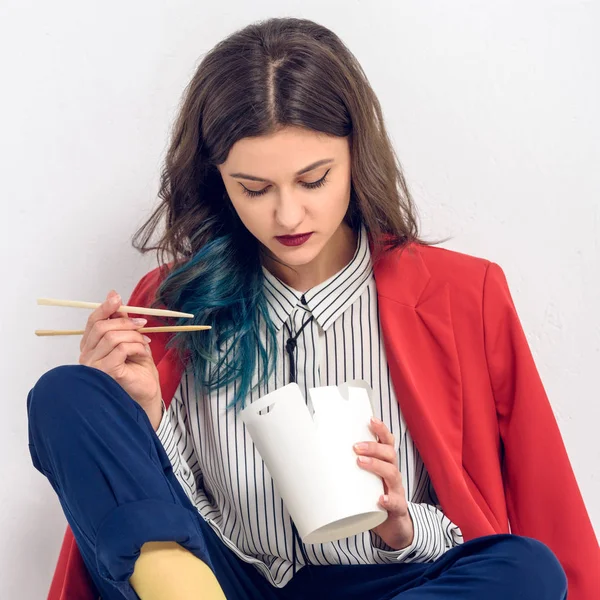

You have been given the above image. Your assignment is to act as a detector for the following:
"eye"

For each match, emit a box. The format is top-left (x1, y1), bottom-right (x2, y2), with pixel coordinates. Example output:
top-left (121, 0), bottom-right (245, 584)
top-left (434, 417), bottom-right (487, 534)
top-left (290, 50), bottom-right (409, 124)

top-left (240, 169), bottom-right (331, 198)
top-left (241, 186), bottom-right (270, 198)
top-left (301, 169), bottom-right (330, 190)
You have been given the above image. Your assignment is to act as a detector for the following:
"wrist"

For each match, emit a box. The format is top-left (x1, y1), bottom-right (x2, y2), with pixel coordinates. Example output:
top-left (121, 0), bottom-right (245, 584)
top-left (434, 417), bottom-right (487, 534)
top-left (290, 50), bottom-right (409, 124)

top-left (147, 396), bottom-right (165, 431)
top-left (397, 512), bottom-right (415, 549)
top-left (387, 513), bottom-right (414, 551)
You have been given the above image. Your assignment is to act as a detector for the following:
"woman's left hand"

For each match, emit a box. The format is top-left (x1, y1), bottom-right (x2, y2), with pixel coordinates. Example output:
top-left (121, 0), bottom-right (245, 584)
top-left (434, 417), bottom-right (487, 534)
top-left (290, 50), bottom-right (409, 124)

top-left (354, 417), bottom-right (414, 550)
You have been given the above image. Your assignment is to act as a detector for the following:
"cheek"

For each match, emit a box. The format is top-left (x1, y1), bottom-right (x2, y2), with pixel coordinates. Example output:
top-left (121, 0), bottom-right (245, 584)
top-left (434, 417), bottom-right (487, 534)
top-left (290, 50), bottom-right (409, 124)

top-left (323, 181), bottom-right (351, 217)
top-left (225, 185), bottom-right (250, 218)
top-left (229, 197), bottom-right (269, 232)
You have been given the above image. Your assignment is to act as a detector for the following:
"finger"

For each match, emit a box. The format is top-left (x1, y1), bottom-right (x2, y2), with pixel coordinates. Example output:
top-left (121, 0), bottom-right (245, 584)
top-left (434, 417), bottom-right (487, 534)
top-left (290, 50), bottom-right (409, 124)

top-left (357, 456), bottom-right (402, 491)
top-left (109, 309), bottom-right (127, 319)
top-left (378, 492), bottom-right (408, 517)
top-left (96, 342), bottom-right (150, 375)
top-left (353, 441), bottom-right (397, 465)
top-left (83, 317), bottom-right (148, 354)
top-left (110, 297), bottom-right (129, 320)
top-left (81, 290), bottom-right (122, 350)
top-left (94, 289), bottom-right (122, 322)
top-left (88, 329), bottom-right (151, 363)
top-left (369, 417), bottom-right (395, 447)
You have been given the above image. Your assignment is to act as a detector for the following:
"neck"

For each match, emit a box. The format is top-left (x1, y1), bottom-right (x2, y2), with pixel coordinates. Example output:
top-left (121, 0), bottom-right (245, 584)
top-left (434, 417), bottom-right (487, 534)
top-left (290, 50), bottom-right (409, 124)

top-left (263, 222), bottom-right (357, 292)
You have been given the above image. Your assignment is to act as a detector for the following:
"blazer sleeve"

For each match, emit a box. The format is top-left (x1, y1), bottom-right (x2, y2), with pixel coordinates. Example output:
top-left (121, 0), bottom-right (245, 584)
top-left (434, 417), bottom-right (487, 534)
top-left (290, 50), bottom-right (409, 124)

top-left (482, 262), bottom-right (599, 599)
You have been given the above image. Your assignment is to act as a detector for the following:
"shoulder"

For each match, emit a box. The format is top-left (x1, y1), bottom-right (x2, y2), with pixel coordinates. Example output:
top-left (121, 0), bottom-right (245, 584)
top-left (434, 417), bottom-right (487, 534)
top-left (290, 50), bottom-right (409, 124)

top-left (413, 242), bottom-right (492, 274)
top-left (377, 241), bottom-right (510, 311)
top-left (404, 243), bottom-right (513, 314)
top-left (410, 243), bottom-right (492, 286)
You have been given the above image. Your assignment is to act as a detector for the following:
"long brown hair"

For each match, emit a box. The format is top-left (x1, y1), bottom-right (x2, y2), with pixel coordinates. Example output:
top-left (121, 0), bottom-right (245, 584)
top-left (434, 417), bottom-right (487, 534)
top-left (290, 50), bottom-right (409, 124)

top-left (133, 16), bottom-right (421, 266)
top-left (131, 17), bottom-right (423, 406)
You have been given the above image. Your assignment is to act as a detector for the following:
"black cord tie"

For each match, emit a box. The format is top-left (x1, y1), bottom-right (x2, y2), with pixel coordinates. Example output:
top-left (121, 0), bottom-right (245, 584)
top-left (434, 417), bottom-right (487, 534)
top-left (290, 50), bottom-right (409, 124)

top-left (283, 314), bottom-right (313, 384)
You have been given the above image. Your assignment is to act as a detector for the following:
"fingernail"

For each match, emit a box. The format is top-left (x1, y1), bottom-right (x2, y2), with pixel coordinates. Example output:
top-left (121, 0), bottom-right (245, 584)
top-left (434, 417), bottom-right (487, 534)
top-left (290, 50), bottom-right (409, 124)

top-left (132, 318), bottom-right (147, 326)
top-left (142, 335), bottom-right (151, 343)
top-left (354, 443), bottom-right (367, 452)
top-left (145, 345), bottom-right (152, 354)
top-left (112, 294), bottom-right (121, 304)
top-left (357, 456), bottom-right (371, 464)
top-left (371, 416), bottom-right (382, 425)
top-left (382, 494), bottom-right (389, 505)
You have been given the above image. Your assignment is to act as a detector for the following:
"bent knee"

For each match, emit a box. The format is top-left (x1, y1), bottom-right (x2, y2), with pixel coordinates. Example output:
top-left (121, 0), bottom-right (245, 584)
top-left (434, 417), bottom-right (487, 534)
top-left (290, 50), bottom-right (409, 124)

top-left (502, 536), bottom-right (567, 597)
top-left (28, 364), bottom-right (112, 430)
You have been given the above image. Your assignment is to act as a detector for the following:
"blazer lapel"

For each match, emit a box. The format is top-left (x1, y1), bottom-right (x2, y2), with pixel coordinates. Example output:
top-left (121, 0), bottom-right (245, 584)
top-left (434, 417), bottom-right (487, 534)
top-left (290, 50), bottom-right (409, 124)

top-left (373, 245), bottom-right (464, 491)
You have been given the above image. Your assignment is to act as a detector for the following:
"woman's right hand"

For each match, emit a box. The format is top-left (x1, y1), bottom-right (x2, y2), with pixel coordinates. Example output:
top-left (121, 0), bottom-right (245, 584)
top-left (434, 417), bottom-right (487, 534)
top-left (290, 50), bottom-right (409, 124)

top-left (79, 289), bottom-right (164, 429)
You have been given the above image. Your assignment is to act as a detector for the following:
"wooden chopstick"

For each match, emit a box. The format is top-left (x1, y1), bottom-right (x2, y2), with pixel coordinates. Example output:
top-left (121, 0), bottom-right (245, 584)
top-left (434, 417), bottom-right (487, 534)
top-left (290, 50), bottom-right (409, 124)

top-left (35, 325), bottom-right (211, 337)
top-left (37, 297), bottom-right (195, 319)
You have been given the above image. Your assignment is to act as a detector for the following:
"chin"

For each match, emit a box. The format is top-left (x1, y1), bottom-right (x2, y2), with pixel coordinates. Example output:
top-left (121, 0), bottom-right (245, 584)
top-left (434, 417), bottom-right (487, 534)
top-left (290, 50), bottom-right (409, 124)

top-left (267, 241), bottom-right (323, 267)
top-left (274, 248), bottom-right (319, 266)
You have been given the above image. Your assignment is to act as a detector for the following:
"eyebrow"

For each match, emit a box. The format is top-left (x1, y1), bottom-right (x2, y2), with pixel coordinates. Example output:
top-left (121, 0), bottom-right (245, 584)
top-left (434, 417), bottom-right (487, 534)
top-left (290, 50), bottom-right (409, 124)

top-left (229, 158), bottom-right (334, 183)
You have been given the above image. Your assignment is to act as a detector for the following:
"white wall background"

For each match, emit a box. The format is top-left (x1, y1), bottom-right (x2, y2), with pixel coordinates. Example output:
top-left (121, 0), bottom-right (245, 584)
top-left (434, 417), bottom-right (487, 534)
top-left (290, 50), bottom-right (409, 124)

top-left (1, 1), bottom-right (598, 597)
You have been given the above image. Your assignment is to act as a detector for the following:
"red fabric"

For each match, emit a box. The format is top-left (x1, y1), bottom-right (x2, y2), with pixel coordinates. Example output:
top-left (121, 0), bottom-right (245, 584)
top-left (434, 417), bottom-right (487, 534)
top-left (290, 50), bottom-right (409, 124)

top-left (46, 244), bottom-right (599, 599)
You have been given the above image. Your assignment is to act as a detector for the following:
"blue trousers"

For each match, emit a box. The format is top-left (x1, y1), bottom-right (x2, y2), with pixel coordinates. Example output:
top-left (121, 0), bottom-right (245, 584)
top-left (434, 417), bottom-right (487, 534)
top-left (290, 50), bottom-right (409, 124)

top-left (27, 365), bottom-right (568, 600)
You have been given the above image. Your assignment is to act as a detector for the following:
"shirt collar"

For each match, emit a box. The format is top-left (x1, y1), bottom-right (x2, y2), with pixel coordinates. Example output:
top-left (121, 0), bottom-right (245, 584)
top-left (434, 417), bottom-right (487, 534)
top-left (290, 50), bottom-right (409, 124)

top-left (262, 223), bottom-right (373, 331)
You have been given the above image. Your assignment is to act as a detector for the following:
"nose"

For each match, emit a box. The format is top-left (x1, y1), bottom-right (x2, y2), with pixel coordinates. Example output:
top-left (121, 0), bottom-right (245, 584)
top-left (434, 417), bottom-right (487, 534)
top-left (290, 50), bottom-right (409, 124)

top-left (274, 190), bottom-right (305, 231)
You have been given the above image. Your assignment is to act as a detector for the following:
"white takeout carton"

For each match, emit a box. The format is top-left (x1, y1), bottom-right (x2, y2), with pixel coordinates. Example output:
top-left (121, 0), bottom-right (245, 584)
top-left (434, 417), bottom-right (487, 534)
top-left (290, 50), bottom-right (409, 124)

top-left (240, 380), bottom-right (387, 544)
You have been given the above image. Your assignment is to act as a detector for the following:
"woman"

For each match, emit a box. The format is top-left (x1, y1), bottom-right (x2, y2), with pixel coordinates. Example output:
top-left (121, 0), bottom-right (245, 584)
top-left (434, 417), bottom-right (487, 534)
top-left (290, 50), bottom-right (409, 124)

top-left (27, 16), bottom-right (597, 600)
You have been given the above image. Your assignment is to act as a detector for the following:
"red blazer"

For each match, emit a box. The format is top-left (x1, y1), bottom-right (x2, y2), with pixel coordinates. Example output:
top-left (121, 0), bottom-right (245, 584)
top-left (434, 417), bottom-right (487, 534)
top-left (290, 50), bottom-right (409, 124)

top-left (46, 243), bottom-right (599, 599)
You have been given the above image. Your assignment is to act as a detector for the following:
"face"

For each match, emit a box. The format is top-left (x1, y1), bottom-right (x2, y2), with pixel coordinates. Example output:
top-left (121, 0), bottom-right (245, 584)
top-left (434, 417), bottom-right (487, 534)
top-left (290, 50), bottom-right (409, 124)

top-left (217, 126), bottom-right (352, 274)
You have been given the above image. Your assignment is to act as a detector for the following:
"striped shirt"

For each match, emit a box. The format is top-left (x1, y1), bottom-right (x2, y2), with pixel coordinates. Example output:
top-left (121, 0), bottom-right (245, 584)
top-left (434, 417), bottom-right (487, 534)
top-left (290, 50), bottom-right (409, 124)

top-left (156, 224), bottom-right (463, 587)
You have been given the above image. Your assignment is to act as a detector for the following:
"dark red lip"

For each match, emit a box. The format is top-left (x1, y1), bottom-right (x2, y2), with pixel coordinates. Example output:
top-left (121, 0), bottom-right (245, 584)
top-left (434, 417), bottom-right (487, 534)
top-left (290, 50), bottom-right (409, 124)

top-left (276, 232), bottom-right (312, 239)
top-left (275, 232), bottom-right (313, 247)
